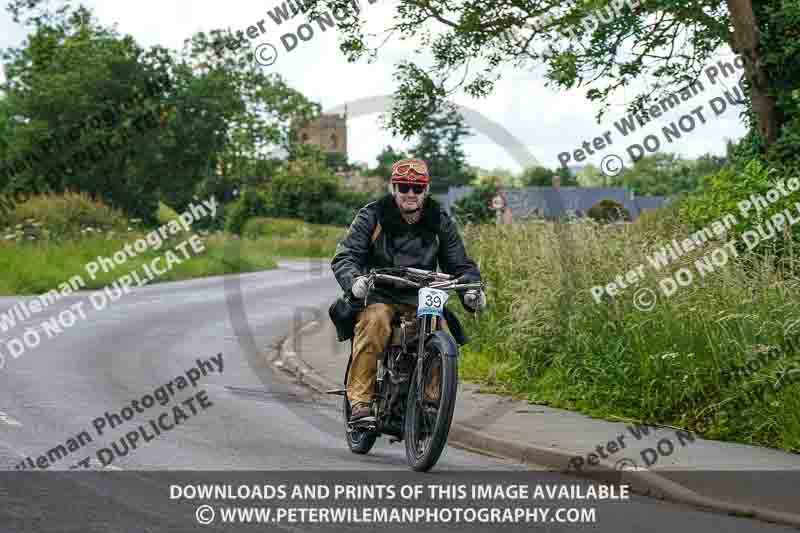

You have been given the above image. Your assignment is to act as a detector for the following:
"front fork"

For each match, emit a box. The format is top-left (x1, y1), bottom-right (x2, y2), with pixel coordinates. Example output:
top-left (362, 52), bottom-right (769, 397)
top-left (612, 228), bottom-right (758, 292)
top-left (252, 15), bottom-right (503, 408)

top-left (415, 314), bottom-right (439, 402)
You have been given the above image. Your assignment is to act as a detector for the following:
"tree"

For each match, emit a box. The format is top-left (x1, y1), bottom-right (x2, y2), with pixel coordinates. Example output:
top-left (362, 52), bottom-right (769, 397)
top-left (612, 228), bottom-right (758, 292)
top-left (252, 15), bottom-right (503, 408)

top-left (2, 2), bottom-right (319, 222)
top-left (521, 166), bottom-right (554, 187)
top-left (575, 165), bottom-right (605, 187)
top-left (0, 6), bottom-right (177, 223)
top-left (611, 153), bottom-right (725, 196)
top-left (409, 107), bottom-right (477, 194)
top-left (150, 58), bottom-right (238, 214)
top-left (468, 165), bottom-right (518, 187)
top-left (372, 145), bottom-right (409, 178)
top-left (695, 152), bottom-right (729, 176)
top-left (225, 189), bottom-right (270, 235)
top-left (452, 182), bottom-right (498, 225)
top-left (556, 166), bottom-right (578, 186)
top-left (521, 165), bottom-right (579, 186)
top-left (325, 151), bottom-right (350, 171)
top-left (186, 28), bottom-right (318, 207)
top-left (317, 0), bottom-right (799, 157)
top-left (265, 155), bottom-right (341, 224)
top-left (0, 97), bottom-right (12, 164)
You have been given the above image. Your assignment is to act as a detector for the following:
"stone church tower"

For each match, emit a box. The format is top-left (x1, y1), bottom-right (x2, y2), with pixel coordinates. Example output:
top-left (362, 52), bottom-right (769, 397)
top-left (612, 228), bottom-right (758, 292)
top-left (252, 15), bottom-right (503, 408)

top-left (295, 109), bottom-right (348, 157)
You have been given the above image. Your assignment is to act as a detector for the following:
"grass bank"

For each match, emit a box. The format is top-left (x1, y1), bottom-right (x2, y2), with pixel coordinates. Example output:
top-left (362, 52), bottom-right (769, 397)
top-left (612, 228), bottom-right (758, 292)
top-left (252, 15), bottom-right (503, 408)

top-left (453, 211), bottom-right (800, 453)
top-left (0, 193), bottom-right (345, 295)
top-left (0, 232), bottom-right (278, 294)
top-left (241, 217), bottom-right (344, 258)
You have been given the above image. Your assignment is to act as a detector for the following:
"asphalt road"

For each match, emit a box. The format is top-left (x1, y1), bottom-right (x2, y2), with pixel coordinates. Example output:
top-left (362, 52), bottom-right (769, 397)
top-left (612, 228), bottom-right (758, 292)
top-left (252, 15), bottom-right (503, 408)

top-left (0, 260), bottom-right (789, 532)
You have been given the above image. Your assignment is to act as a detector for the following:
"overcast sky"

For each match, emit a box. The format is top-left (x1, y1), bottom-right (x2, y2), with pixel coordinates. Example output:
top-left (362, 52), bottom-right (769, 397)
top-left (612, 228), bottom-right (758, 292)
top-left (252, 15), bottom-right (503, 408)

top-left (0, 0), bottom-right (748, 174)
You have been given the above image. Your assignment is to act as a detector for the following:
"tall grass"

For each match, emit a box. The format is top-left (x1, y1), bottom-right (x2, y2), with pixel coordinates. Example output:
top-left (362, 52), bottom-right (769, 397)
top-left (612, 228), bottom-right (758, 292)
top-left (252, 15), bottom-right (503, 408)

top-left (1, 191), bottom-right (130, 241)
top-left (455, 209), bottom-right (800, 452)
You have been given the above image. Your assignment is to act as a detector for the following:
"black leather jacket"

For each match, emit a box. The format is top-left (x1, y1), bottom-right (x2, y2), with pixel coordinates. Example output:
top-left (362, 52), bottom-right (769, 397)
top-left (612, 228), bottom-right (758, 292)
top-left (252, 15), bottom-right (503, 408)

top-left (331, 193), bottom-right (481, 310)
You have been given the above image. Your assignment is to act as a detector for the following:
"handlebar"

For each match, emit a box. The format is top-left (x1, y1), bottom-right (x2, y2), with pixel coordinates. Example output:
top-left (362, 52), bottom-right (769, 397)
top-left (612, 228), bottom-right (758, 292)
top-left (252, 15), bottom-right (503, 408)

top-left (405, 267), bottom-right (454, 281)
top-left (371, 273), bottom-right (482, 291)
top-left (365, 267), bottom-right (483, 293)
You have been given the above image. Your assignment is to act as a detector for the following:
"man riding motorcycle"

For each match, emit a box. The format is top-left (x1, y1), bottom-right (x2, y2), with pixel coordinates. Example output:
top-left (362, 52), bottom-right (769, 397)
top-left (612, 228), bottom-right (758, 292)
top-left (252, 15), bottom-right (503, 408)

top-left (331, 158), bottom-right (487, 422)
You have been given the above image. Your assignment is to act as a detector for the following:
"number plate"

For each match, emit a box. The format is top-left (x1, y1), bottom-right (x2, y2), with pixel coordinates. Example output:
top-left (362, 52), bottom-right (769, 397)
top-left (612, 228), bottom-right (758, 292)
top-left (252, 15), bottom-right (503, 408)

top-left (417, 287), bottom-right (449, 318)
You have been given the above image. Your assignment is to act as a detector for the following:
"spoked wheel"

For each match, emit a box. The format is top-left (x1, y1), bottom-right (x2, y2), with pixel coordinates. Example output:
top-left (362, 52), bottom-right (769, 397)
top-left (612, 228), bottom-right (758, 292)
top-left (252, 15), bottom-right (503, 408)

top-left (343, 396), bottom-right (377, 455)
top-left (404, 335), bottom-right (458, 471)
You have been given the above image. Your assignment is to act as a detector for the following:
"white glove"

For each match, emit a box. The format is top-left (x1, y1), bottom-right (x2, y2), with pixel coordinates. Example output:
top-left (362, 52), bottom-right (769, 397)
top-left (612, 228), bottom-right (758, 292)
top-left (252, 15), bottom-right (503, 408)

top-left (464, 289), bottom-right (486, 311)
top-left (351, 276), bottom-right (369, 298)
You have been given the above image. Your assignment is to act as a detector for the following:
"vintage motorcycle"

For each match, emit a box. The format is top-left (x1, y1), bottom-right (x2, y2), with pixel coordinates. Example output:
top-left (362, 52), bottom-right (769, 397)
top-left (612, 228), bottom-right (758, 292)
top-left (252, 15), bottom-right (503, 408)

top-left (326, 266), bottom-right (483, 472)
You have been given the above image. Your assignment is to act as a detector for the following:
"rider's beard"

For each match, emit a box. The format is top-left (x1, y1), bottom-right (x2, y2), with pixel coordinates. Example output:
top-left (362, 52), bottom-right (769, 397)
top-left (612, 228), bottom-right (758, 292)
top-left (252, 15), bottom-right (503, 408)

top-left (395, 193), bottom-right (424, 214)
top-left (402, 203), bottom-right (421, 214)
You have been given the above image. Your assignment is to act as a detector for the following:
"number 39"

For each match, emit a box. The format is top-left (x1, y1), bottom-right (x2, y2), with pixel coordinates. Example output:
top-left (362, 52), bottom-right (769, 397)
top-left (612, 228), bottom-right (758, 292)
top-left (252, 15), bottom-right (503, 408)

top-left (425, 294), bottom-right (442, 307)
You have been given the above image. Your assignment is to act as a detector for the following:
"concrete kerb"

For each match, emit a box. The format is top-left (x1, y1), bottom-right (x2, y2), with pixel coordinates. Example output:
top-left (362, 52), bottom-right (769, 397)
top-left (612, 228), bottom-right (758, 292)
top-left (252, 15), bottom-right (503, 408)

top-left (270, 309), bottom-right (800, 530)
top-left (274, 318), bottom-right (334, 393)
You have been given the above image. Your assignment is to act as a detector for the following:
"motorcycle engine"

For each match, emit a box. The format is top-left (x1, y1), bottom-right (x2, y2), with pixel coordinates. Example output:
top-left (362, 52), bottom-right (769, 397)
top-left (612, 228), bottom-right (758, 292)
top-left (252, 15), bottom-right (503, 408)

top-left (375, 316), bottom-right (420, 432)
top-left (400, 316), bottom-right (420, 353)
top-left (379, 345), bottom-right (413, 422)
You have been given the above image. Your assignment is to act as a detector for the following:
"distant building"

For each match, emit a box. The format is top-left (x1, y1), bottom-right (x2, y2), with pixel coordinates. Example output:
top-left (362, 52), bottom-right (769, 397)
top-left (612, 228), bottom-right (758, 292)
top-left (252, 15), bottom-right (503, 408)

top-left (336, 171), bottom-right (385, 194)
top-left (442, 176), bottom-right (669, 221)
top-left (295, 111), bottom-right (348, 158)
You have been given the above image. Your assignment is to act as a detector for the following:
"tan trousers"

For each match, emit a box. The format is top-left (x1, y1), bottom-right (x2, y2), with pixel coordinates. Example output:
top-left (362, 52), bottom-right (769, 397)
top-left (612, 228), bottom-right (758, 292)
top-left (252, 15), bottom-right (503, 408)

top-left (347, 302), bottom-right (446, 407)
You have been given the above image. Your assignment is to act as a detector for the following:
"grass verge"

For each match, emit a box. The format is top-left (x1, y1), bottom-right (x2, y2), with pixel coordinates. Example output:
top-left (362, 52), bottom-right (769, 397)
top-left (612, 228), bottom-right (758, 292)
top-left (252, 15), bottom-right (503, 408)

top-left (452, 212), bottom-right (800, 453)
top-left (0, 232), bottom-right (278, 294)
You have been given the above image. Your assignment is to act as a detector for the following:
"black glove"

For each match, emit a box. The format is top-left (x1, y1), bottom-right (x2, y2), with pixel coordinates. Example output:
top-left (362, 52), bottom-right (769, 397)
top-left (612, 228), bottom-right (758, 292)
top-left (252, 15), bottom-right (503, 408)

top-left (455, 272), bottom-right (480, 284)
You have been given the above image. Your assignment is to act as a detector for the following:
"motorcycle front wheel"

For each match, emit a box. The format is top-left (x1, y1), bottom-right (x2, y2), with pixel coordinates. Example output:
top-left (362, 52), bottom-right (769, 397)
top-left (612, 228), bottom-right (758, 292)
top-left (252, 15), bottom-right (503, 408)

top-left (403, 332), bottom-right (458, 472)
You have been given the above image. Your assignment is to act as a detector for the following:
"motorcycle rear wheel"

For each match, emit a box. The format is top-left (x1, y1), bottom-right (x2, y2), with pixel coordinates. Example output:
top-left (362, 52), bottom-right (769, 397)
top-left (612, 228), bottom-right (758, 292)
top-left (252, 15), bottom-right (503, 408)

top-left (403, 332), bottom-right (458, 472)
